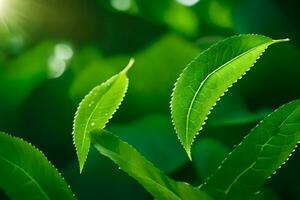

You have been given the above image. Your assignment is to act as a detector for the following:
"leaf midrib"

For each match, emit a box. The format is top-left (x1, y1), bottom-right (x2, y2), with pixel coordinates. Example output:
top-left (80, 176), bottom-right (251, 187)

top-left (79, 81), bottom-right (116, 155)
top-left (213, 106), bottom-right (300, 197)
top-left (184, 41), bottom-right (272, 146)
top-left (0, 153), bottom-right (50, 200)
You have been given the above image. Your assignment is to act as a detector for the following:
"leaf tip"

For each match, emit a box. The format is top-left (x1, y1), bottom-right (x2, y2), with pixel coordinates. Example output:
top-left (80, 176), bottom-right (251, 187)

top-left (122, 58), bottom-right (135, 74)
top-left (78, 154), bottom-right (87, 174)
top-left (187, 152), bottom-right (192, 161)
top-left (184, 146), bottom-right (192, 161)
top-left (79, 163), bottom-right (84, 174)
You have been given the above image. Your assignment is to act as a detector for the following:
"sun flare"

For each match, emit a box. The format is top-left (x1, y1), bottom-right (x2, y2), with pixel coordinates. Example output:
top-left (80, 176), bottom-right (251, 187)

top-left (0, 0), bottom-right (7, 17)
top-left (0, 0), bottom-right (10, 30)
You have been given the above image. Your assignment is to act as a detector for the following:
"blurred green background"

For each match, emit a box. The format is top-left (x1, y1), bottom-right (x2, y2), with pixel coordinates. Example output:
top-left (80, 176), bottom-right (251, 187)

top-left (0, 0), bottom-right (299, 199)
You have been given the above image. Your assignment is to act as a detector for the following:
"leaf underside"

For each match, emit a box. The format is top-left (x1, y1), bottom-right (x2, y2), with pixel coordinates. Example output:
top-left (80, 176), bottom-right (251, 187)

top-left (73, 60), bottom-right (133, 173)
top-left (91, 129), bottom-right (212, 200)
top-left (171, 34), bottom-right (289, 158)
top-left (201, 99), bottom-right (300, 200)
top-left (0, 132), bottom-right (75, 200)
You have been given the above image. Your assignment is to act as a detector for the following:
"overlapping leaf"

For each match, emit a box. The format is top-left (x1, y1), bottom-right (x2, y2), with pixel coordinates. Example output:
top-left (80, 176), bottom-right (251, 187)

top-left (201, 99), bottom-right (300, 200)
top-left (90, 129), bottom-right (212, 200)
top-left (0, 132), bottom-right (75, 200)
top-left (171, 34), bottom-right (289, 158)
top-left (73, 59), bottom-right (134, 172)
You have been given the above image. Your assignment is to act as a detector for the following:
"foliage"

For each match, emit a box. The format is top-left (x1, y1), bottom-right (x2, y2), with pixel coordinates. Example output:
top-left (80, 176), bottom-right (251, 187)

top-left (201, 100), bottom-right (300, 199)
top-left (171, 34), bottom-right (288, 158)
top-left (91, 129), bottom-right (212, 200)
top-left (73, 59), bottom-right (134, 172)
top-left (1, 1), bottom-right (300, 199)
top-left (0, 132), bottom-right (74, 200)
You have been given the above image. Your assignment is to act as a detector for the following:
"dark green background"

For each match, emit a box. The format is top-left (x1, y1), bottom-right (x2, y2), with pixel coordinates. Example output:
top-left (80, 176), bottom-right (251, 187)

top-left (0, 0), bottom-right (299, 199)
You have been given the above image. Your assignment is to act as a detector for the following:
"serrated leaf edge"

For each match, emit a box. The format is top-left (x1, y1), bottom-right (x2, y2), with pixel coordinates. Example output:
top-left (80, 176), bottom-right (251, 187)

top-left (72, 58), bottom-right (134, 173)
top-left (91, 130), bottom-right (202, 200)
top-left (170, 34), bottom-right (285, 159)
top-left (0, 132), bottom-right (76, 199)
top-left (199, 100), bottom-right (300, 195)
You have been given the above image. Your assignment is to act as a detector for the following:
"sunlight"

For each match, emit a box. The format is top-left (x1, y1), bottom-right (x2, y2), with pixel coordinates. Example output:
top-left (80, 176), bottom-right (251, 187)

top-left (0, 0), bottom-right (14, 31)
top-left (0, 0), bottom-right (6, 15)
top-left (0, 0), bottom-right (8, 21)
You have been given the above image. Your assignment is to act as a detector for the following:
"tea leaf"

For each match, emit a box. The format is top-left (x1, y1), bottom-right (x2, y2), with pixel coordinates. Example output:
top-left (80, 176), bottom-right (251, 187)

top-left (91, 129), bottom-right (212, 200)
top-left (0, 132), bottom-right (74, 200)
top-left (171, 34), bottom-right (289, 158)
top-left (73, 58), bottom-right (134, 173)
top-left (201, 99), bottom-right (300, 200)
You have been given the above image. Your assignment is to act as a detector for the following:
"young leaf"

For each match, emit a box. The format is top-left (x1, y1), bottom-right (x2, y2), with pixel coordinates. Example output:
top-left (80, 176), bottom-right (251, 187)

top-left (201, 99), bottom-right (300, 200)
top-left (90, 129), bottom-right (212, 200)
top-left (73, 58), bottom-right (134, 173)
top-left (0, 132), bottom-right (74, 200)
top-left (171, 34), bottom-right (289, 158)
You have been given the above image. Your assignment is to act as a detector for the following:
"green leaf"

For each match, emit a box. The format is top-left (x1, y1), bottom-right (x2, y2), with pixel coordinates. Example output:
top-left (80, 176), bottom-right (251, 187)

top-left (91, 129), bottom-right (212, 200)
top-left (0, 132), bottom-right (74, 200)
top-left (201, 99), bottom-right (300, 200)
top-left (171, 34), bottom-right (289, 158)
top-left (73, 58), bottom-right (134, 173)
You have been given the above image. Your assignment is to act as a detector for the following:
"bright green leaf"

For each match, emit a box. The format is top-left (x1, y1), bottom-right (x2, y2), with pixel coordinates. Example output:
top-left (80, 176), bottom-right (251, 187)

top-left (0, 132), bottom-right (75, 200)
top-left (90, 129), bottom-right (212, 200)
top-left (201, 99), bottom-right (300, 200)
top-left (73, 58), bottom-right (134, 173)
top-left (171, 34), bottom-right (289, 158)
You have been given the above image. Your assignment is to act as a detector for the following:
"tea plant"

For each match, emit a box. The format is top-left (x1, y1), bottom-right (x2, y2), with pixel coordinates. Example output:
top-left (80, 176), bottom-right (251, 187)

top-left (0, 34), bottom-right (299, 200)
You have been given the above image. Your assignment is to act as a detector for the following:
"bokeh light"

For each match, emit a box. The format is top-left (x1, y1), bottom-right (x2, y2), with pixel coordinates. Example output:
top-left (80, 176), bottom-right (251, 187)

top-left (110, 0), bottom-right (131, 11)
top-left (48, 43), bottom-right (73, 78)
top-left (176, 0), bottom-right (200, 7)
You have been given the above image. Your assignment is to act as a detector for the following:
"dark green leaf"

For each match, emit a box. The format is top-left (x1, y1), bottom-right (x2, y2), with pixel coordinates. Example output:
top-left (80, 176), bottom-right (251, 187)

top-left (0, 132), bottom-right (75, 200)
top-left (201, 99), bottom-right (300, 200)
